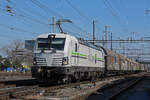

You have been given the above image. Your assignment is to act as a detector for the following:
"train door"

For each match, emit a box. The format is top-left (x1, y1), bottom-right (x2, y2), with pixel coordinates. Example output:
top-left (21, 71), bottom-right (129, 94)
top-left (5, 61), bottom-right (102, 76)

top-left (71, 41), bottom-right (77, 66)
top-left (74, 42), bottom-right (78, 65)
top-left (76, 43), bottom-right (79, 65)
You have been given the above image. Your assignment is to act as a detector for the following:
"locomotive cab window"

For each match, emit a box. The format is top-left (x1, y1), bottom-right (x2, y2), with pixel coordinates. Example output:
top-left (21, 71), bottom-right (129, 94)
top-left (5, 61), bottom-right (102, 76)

top-left (37, 38), bottom-right (65, 50)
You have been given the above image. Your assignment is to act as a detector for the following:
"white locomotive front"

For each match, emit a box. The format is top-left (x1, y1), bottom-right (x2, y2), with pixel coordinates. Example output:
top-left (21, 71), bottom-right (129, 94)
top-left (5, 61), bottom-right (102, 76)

top-left (32, 33), bottom-right (105, 83)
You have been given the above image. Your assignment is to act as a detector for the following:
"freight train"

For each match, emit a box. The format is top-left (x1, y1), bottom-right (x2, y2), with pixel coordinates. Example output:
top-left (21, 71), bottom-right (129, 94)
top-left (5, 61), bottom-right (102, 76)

top-left (31, 33), bottom-right (146, 83)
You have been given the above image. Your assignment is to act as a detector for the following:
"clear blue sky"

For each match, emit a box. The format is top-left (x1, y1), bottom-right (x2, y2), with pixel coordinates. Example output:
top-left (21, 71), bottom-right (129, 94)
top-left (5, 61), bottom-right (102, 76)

top-left (0, 0), bottom-right (149, 47)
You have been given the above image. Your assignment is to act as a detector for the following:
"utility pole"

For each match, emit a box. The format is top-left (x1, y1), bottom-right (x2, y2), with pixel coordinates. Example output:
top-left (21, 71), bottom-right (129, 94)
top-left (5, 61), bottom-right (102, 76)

top-left (50, 17), bottom-right (55, 33)
top-left (110, 32), bottom-right (113, 50)
top-left (92, 20), bottom-right (95, 45)
top-left (146, 0), bottom-right (150, 33)
top-left (102, 36), bottom-right (104, 46)
top-left (123, 46), bottom-right (125, 56)
top-left (104, 25), bottom-right (110, 48)
top-left (130, 32), bottom-right (136, 40)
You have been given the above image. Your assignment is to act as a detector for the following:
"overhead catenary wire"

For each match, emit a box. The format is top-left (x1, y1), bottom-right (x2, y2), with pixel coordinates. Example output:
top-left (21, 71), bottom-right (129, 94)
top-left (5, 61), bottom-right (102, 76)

top-left (30, 0), bottom-right (63, 18)
top-left (0, 6), bottom-right (49, 27)
top-left (65, 0), bottom-right (102, 39)
top-left (1, 1), bottom-right (60, 35)
top-left (14, 11), bottom-right (48, 26)
top-left (16, 0), bottom-right (49, 23)
top-left (3, 0), bottom-right (94, 40)
top-left (146, 0), bottom-right (150, 33)
top-left (31, 0), bottom-right (86, 30)
top-left (58, 23), bottom-right (83, 37)
top-left (0, 23), bottom-right (38, 35)
top-left (63, 27), bottom-right (83, 38)
top-left (0, 27), bottom-right (36, 41)
top-left (1, 5), bottom-right (84, 38)
top-left (30, 0), bottom-right (90, 37)
top-left (63, 24), bottom-right (90, 39)
top-left (65, 0), bottom-right (91, 23)
top-left (104, 0), bottom-right (118, 16)
top-left (0, 32), bottom-right (32, 40)
top-left (1, 0), bottom-right (50, 29)
top-left (1, 0), bottom-right (88, 45)
top-left (103, 0), bottom-right (128, 32)
top-left (1, 2), bottom-right (51, 31)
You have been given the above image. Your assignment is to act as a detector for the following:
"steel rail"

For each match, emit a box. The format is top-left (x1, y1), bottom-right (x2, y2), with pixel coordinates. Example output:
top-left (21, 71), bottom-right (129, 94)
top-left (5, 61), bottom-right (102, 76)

top-left (106, 77), bottom-right (144, 100)
top-left (0, 73), bottom-right (145, 99)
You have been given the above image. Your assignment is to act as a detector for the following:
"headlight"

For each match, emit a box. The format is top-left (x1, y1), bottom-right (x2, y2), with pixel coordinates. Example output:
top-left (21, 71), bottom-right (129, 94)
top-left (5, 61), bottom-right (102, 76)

top-left (62, 57), bottom-right (68, 65)
top-left (38, 67), bottom-right (42, 72)
top-left (33, 57), bottom-right (37, 65)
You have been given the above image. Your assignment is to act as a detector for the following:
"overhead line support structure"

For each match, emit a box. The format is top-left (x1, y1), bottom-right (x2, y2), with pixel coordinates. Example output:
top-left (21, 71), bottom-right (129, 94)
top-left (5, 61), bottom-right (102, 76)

top-left (110, 32), bottom-right (113, 50)
top-left (86, 39), bottom-right (150, 43)
top-left (50, 17), bottom-right (55, 33)
top-left (92, 20), bottom-right (95, 45)
top-left (104, 25), bottom-right (110, 48)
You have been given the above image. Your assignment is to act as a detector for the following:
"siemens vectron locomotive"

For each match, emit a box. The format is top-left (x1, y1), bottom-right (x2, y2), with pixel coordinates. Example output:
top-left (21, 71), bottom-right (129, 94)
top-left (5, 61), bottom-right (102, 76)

top-left (31, 33), bottom-right (146, 83)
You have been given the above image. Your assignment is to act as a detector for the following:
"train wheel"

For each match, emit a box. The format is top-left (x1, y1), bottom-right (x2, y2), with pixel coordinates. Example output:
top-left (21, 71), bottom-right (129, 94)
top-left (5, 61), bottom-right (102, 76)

top-left (63, 76), bottom-right (72, 84)
top-left (66, 77), bottom-right (72, 84)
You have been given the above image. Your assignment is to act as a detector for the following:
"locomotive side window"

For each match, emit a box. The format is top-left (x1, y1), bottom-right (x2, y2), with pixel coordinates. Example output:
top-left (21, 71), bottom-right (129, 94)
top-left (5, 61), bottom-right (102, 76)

top-left (75, 43), bottom-right (77, 52)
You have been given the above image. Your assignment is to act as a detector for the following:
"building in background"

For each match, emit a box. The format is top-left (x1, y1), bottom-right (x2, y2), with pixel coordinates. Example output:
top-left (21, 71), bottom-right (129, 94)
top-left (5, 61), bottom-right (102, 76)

top-left (12, 49), bottom-right (33, 69)
top-left (25, 40), bottom-right (36, 51)
top-left (11, 40), bottom-right (36, 69)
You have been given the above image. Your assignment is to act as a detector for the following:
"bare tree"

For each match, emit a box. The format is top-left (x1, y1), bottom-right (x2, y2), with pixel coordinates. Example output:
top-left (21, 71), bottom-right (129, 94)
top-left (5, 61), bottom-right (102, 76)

top-left (12, 40), bottom-right (24, 50)
top-left (1, 40), bottom-right (24, 57)
top-left (0, 40), bottom-right (33, 69)
top-left (0, 40), bottom-right (24, 67)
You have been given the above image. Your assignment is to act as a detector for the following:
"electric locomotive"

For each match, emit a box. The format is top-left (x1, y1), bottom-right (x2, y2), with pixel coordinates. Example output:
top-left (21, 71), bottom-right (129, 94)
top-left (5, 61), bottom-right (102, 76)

top-left (31, 33), bottom-right (105, 83)
top-left (31, 32), bottom-right (147, 83)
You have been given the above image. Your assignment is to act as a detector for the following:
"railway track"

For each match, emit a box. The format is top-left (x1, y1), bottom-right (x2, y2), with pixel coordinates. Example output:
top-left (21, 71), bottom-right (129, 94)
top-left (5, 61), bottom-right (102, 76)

top-left (0, 80), bottom-right (92, 99)
top-left (27, 73), bottom-right (146, 100)
top-left (0, 73), bottom-right (146, 100)
top-left (0, 79), bottom-right (44, 99)
top-left (0, 83), bottom-right (16, 88)
top-left (0, 72), bottom-right (32, 82)
top-left (106, 77), bottom-right (144, 100)
top-left (0, 72), bottom-right (31, 76)
top-left (0, 86), bottom-right (40, 100)
top-left (86, 74), bottom-right (145, 100)
top-left (0, 79), bottom-right (39, 88)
